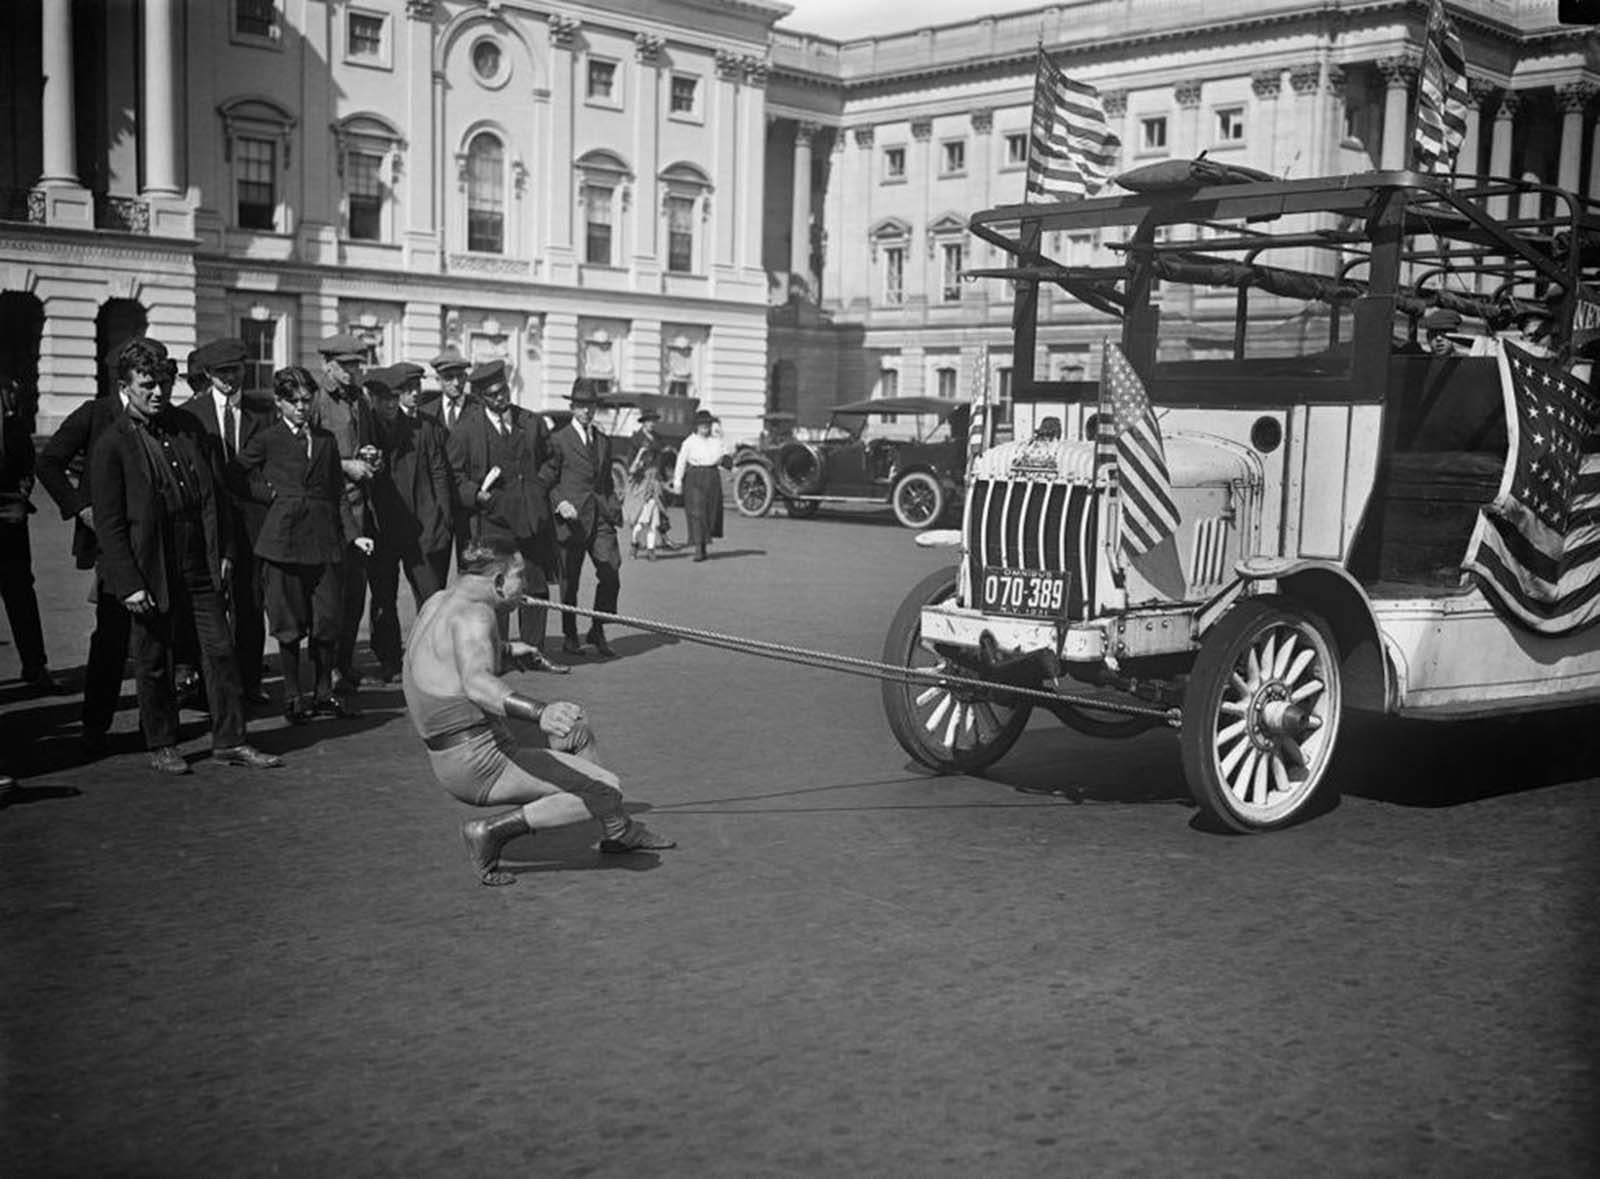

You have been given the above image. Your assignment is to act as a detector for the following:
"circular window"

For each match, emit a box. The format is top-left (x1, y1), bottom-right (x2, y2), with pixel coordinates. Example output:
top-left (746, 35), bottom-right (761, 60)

top-left (1250, 415), bottom-right (1283, 454)
top-left (471, 38), bottom-right (507, 87)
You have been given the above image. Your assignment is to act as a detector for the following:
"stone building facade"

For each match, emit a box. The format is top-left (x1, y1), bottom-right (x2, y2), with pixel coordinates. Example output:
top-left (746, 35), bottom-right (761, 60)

top-left (764, 0), bottom-right (1600, 435)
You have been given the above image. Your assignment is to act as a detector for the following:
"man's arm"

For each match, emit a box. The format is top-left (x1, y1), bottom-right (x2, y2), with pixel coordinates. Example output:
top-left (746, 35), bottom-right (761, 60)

top-left (88, 433), bottom-right (145, 603)
top-left (445, 420), bottom-right (483, 509)
top-left (451, 613), bottom-right (580, 736)
top-left (424, 422), bottom-right (453, 518)
top-left (36, 401), bottom-right (96, 519)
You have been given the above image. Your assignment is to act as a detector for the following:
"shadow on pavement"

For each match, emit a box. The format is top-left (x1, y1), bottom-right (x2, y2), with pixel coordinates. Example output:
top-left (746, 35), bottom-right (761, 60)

top-left (557, 631), bottom-right (681, 660)
top-left (0, 783), bottom-right (82, 809)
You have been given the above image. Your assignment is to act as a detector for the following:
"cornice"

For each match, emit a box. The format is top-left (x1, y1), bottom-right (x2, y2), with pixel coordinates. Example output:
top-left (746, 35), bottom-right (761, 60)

top-left (0, 226), bottom-right (198, 264)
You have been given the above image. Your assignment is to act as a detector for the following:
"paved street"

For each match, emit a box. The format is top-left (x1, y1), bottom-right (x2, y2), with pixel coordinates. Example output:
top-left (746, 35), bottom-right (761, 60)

top-left (2, 505), bottom-right (1598, 1177)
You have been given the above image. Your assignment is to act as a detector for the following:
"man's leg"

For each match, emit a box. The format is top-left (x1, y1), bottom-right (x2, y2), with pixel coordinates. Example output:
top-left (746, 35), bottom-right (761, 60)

top-left (421, 548), bottom-right (451, 604)
top-left (335, 543), bottom-right (368, 688)
top-left (518, 536), bottom-right (553, 653)
top-left (311, 561), bottom-right (353, 714)
top-left (367, 546), bottom-right (403, 677)
top-left (185, 581), bottom-right (247, 750)
top-left (232, 545), bottom-right (267, 696)
top-left (401, 548), bottom-right (443, 611)
top-left (556, 534), bottom-right (584, 643)
top-left (586, 525), bottom-right (621, 653)
top-left (0, 522), bottom-right (49, 679)
top-left (82, 589), bottom-right (131, 740)
top-left (128, 607), bottom-right (179, 753)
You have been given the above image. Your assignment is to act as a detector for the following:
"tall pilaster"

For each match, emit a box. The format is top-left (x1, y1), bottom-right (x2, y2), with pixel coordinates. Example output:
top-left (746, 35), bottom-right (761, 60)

top-left (1556, 83), bottom-right (1594, 194)
top-left (1175, 80), bottom-right (1203, 159)
top-left (634, 33), bottom-right (664, 275)
top-left (1251, 69), bottom-right (1283, 173)
top-left (1377, 57), bottom-right (1417, 170)
top-left (791, 121), bottom-right (816, 292)
top-left (38, 0), bottom-right (92, 226)
top-left (545, 15), bottom-right (580, 283)
top-left (1488, 91), bottom-right (1518, 220)
top-left (911, 118), bottom-right (932, 312)
top-left (141, 0), bottom-right (180, 195)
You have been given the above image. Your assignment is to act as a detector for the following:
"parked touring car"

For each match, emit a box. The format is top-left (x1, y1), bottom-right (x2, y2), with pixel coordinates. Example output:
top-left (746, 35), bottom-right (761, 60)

top-left (881, 169), bottom-right (1600, 831)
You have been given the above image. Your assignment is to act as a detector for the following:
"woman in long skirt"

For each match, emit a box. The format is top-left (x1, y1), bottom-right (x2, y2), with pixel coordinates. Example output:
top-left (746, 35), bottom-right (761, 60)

top-left (623, 410), bottom-right (669, 560)
top-left (671, 409), bottom-right (725, 562)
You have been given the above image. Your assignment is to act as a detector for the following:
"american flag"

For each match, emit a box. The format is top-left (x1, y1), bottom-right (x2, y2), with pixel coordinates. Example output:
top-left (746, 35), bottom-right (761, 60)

top-left (1412, 0), bottom-right (1468, 174)
top-left (1025, 47), bottom-right (1119, 202)
top-left (1463, 343), bottom-right (1600, 635)
top-left (1097, 342), bottom-right (1180, 556)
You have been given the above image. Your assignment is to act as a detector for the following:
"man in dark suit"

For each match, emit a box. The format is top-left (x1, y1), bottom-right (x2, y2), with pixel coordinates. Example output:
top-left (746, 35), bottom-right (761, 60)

top-left (542, 378), bottom-right (622, 659)
top-left (421, 348), bottom-right (473, 571)
top-left (445, 360), bottom-right (566, 673)
top-left (365, 363), bottom-right (454, 682)
top-left (0, 375), bottom-right (66, 696)
top-left (89, 338), bottom-right (282, 775)
top-left (179, 337), bottom-right (273, 704)
top-left (37, 350), bottom-right (133, 751)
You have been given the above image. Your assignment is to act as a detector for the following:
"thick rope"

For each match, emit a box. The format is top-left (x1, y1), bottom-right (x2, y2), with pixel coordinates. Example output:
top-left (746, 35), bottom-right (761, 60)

top-left (529, 597), bottom-right (1180, 724)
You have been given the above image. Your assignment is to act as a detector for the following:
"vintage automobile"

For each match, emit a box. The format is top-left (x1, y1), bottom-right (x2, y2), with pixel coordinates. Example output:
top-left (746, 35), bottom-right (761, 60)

top-left (881, 168), bottom-right (1600, 832)
top-left (732, 395), bottom-right (970, 528)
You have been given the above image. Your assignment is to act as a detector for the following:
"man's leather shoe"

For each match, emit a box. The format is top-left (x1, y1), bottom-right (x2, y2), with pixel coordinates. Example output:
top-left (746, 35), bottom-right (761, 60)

top-left (526, 649), bottom-right (570, 675)
top-left (599, 821), bottom-right (676, 853)
top-left (213, 743), bottom-right (284, 769)
top-left (586, 630), bottom-right (617, 659)
top-left (284, 697), bottom-right (314, 725)
top-left (22, 669), bottom-right (71, 696)
top-left (313, 694), bottom-right (362, 719)
top-left (242, 686), bottom-right (274, 706)
top-left (149, 746), bottom-right (191, 775)
top-left (561, 636), bottom-right (584, 657)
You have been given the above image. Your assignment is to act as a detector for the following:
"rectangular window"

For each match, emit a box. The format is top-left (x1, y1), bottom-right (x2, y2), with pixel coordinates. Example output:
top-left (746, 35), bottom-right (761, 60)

top-left (585, 185), bottom-right (614, 265)
top-left (1216, 107), bottom-right (1245, 142)
top-left (884, 146), bottom-right (906, 180)
top-left (236, 0), bottom-right (277, 38)
top-left (883, 245), bottom-right (905, 304)
top-left (239, 318), bottom-right (277, 392)
top-left (348, 11), bottom-right (384, 59)
top-left (588, 60), bottom-right (616, 101)
top-left (236, 136), bottom-right (276, 230)
top-left (941, 140), bottom-right (966, 174)
top-left (936, 368), bottom-right (957, 399)
top-left (666, 195), bottom-right (694, 273)
top-left (467, 149), bottom-right (504, 253)
top-left (670, 75), bottom-right (698, 115)
top-left (1005, 133), bottom-right (1028, 165)
top-left (880, 369), bottom-right (899, 399)
top-left (941, 242), bottom-right (964, 302)
top-left (995, 367), bottom-right (1014, 428)
top-left (1141, 116), bottom-right (1167, 151)
top-left (345, 151), bottom-right (384, 241)
top-left (667, 379), bottom-right (691, 398)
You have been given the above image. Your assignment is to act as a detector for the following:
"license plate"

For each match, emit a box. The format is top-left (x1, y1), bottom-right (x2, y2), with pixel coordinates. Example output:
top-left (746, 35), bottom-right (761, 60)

top-left (978, 567), bottom-right (1071, 618)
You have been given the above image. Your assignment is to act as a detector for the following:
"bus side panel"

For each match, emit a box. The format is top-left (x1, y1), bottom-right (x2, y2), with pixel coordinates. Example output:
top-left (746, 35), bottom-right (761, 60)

top-left (1289, 403), bottom-right (1382, 562)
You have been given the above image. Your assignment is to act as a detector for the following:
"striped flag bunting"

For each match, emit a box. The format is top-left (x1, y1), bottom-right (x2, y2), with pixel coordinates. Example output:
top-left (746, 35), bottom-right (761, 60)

top-left (1412, 0), bottom-right (1469, 173)
top-left (965, 344), bottom-right (991, 478)
top-left (1025, 47), bottom-right (1119, 202)
top-left (1096, 341), bottom-right (1181, 557)
top-left (1463, 343), bottom-right (1600, 635)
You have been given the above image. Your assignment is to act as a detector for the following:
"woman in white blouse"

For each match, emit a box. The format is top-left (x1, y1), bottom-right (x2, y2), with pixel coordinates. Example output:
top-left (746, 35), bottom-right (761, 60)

top-left (670, 410), bottom-right (725, 562)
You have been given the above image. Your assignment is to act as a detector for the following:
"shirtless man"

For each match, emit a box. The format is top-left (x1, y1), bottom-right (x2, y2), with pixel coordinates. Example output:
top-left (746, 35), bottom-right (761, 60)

top-left (403, 537), bottom-right (673, 885)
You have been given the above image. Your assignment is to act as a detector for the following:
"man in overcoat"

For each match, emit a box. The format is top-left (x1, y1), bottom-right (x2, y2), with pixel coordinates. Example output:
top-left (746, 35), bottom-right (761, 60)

top-left (541, 378), bottom-right (622, 658)
top-left (365, 362), bottom-right (454, 681)
top-left (89, 338), bottom-right (282, 775)
top-left (444, 359), bottom-right (566, 673)
top-left (421, 347), bottom-right (474, 571)
top-left (179, 337), bottom-right (273, 703)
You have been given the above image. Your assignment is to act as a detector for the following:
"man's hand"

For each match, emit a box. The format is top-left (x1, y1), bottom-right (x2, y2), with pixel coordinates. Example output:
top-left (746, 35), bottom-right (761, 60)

top-left (474, 486), bottom-right (495, 506)
top-left (556, 500), bottom-right (578, 521)
top-left (123, 589), bottom-right (154, 615)
top-left (341, 458), bottom-right (375, 483)
top-left (538, 700), bottom-right (583, 739)
top-left (353, 536), bottom-right (375, 556)
top-left (76, 506), bottom-right (95, 530)
top-left (504, 640), bottom-right (539, 670)
top-left (220, 557), bottom-right (233, 582)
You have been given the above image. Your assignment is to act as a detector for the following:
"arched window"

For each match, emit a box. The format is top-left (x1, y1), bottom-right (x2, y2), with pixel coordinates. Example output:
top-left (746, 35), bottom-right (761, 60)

top-left (466, 131), bottom-right (504, 253)
top-left (576, 150), bottom-right (632, 267)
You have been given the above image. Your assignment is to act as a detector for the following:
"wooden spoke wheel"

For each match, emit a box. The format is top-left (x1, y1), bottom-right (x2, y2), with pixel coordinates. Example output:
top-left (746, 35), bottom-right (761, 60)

top-left (733, 464), bottom-right (775, 517)
top-left (892, 472), bottom-right (945, 530)
top-left (1179, 598), bottom-right (1343, 832)
top-left (882, 568), bottom-right (1032, 773)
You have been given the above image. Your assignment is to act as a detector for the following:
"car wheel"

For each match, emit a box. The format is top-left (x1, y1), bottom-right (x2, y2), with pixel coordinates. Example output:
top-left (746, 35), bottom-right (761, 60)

top-left (1179, 597), bottom-right (1343, 833)
top-left (733, 464), bottom-right (775, 517)
top-left (892, 472), bottom-right (944, 529)
top-left (785, 498), bottom-right (819, 519)
top-left (882, 567), bottom-right (1033, 774)
top-left (775, 441), bottom-right (827, 495)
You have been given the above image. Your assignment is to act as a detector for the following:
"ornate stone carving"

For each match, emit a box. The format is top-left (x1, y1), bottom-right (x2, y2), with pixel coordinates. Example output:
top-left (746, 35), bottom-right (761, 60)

top-left (971, 108), bottom-right (993, 133)
top-left (853, 126), bottom-right (875, 148)
top-left (795, 121), bottom-right (819, 147)
top-left (743, 55), bottom-right (769, 87)
top-left (548, 14), bottom-right (579, 49)
top-left (1496, 89), bottom-right (1522, 121)
top-left (1251, 70), bottom-right (1282, 99)
top-left (1175, 79), bottom-right (1203, 109)
top-left (1467, 77), bottom-right (1496, 109)
top-left (95, 194), bottom-right (150, 234)
top-left (512, 159), bottom-right (528, 197)
top-left (405, 0), bottom-right (435, 18)
top-left (1288, 63), bottom-right (1321, 95)
top-left (1326, 65), bottom-right (1346, 98)
top-left (911, 119), bottom-right (932, 141)
top-left (1556, 82), bottom-right (1597, 113)
top-left (1377, 55), bottom-right (1419, 88)
top-left (454, 152), bottom-right (470, 187)
top-left (832, 130), bottom-right (845, 153)
top-left (715, 50), bottom-right (743, 81)
top-left (635, 32), bottom-right (663, 64)
top-left (448, 253), bottom-right (532, 276)
top-left (1100, 91), bottom-right (1126, 119)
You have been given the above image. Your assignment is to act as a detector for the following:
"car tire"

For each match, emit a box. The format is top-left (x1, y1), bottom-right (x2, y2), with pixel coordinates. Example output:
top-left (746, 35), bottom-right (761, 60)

top-left (733, 464), bottom-right (775, 517)
top-left (882, 567), bottom-right (1033, 774)
top-left (1179, 597), bottom-right (1343, 833)
top-left (892, 471), bottom-right (945, 529)
top-left (775, 441), bottom-right (827, 495)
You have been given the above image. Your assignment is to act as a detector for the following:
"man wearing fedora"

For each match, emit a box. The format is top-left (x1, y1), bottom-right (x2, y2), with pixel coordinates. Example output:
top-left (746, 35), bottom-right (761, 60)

top-left (542, 378), bottom-right (623, 657)
top-left (180, 337), bottom-right (274, 703)
top-left (445, 359), bottom-right (567, 673)
top-left (421, 347), bottom-right (474, 570)
top-left (310, 332), bottom-right (379, 694)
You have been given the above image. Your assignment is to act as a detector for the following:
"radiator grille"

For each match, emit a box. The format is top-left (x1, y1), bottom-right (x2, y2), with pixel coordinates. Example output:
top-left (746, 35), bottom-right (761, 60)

top-left (965, 479), bottom-right (1099, 620)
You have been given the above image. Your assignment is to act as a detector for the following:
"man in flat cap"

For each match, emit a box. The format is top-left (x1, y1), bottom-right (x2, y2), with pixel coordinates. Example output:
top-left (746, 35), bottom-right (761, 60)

top-left (1423, 307), bottom-right (1465, 358)
top-left (542, 377), bottom-right (622, 658)
top-left (310, 331), bottom-right (379, 695)
top-left (180, 337), bottom-right (274, 703)
top-left (445, 359), bottom-right (566, 672)
top-left (422, 347), bottom-right (474, 570)
top-left (365, 362), bottom-right (454, 681)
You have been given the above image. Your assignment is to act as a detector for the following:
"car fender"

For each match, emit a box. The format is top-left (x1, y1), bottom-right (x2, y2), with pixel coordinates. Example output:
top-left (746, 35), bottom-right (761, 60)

top-left (1230, 557), bottom-right (1392, 713)
top-left (733, 450), bottom-right (775, 472)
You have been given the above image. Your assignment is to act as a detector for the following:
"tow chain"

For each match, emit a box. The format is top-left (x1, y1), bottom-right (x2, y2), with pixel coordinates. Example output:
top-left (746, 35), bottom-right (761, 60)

top-left (535, 598), bottom-right (1182, 726)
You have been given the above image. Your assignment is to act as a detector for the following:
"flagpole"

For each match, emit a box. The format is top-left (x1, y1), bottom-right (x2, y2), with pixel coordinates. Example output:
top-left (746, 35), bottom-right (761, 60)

top-left (1096, 338), bottom-right (1126, 588)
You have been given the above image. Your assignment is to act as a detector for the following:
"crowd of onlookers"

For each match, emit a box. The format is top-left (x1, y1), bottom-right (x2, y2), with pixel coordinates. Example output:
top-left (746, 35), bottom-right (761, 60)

top-left (0, 331), bottom-right (728, 791)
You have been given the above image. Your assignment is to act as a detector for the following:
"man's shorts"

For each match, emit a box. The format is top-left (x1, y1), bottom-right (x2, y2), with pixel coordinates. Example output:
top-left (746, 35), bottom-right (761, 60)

top-left (262, 559), bottom-right (342, 645)
top-left (426, 718), bottom-right (619, 806)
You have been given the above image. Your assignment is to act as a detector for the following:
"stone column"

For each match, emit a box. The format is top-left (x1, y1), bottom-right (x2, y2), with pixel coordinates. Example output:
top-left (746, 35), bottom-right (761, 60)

top-left (1488, 91), bottom-right (1518, 221)
top-left (911, 118), bottom-right (932, 310)
top-left (1288, 63), bottom-right (1325, 177)
top-left (40, 0), bottom-right (78, 186)
top-left (791, 121), bottom-right (816, 293)
top-left (1377, 57), bottom-right (1417, 170)
top-left (1251, 70), bottom-right (1283, 173)
top-left (1175, 79), bottom-right (1203, 159)
top-left (544, 15), bottom-right (580, 283)
top-left (141, 0), bottom-right (181, 195)
top-left (634, 33), bottom-right (664, 273)
top-left (1461, 78), bottom-right (1493, 181)
top-left (1556, 83), bottom-right (1594, 194)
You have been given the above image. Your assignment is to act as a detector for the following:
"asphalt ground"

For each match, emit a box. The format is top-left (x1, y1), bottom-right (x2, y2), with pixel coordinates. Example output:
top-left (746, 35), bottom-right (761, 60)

top-left (2, 503), bottom-right (1598, 1177)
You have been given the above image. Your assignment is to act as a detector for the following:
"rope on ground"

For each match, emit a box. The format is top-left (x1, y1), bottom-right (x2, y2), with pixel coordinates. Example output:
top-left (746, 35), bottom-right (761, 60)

top-left (528, 597), bottom-right (1180, 723)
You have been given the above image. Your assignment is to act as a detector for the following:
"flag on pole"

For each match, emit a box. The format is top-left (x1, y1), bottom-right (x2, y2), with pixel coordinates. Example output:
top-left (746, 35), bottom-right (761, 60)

top-left (1025, 47), bottom-right (1119, 202)
top-left (965, 344), bottom-right (991, 478)
top-left (1463, 343), bottom-right (1600, 635)
top-left (1412, 0), bottom-right (1469, 173)
top-left (1096, 342), bottom-right (1180, 556)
